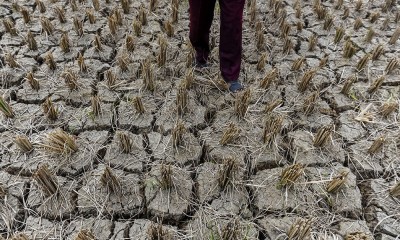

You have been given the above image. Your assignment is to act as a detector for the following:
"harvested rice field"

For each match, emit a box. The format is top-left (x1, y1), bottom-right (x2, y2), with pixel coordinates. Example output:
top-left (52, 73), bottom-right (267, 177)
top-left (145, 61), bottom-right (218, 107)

top-left (0, 0), bottom-right (399, 239)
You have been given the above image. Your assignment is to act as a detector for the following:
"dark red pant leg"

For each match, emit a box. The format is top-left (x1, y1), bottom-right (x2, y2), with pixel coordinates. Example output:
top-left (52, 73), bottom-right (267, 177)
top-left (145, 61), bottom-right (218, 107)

top-left (189, 0), bottom-right (217, 64)
top-left (218, 0), bottom-right (245, 82)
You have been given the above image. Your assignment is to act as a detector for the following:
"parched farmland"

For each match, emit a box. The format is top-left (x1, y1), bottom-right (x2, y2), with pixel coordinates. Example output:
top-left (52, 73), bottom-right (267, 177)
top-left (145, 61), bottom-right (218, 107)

top-left (0, 0), bottom-right (399, 239)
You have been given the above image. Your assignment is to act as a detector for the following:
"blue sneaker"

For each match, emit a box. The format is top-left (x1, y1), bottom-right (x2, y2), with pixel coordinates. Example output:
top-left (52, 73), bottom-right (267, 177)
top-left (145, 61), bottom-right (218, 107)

top-left (227, 81), bottom-right (244, 93)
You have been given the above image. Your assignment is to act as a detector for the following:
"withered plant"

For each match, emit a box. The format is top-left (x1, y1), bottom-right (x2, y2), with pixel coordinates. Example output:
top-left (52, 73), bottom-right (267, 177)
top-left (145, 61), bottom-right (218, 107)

top-left (235, 89), bottom-right (251, 118)
top-left (369, 12), bottom-right (380, 23)
top-left (295, 2), bottom-right (301, 18)
top-left (60, 32), bottom-right (71, 53)
top-left (0, 96), bottom-right (15, 118)
top-left (157, 35), bottom-right (168, 67)
top-left (70, 0), bottom-right (78, 11)
top-left (345, 232), bottom-right (372, 240)
top-left (218, 158), bottom-right (238, 190)
top-left (26, 31), bottom-right (38, 51)
top-left (62, 70), bottom-right (79, 91)
top-left (147, 222), bottom-right (171, 239)
top-left (291, 57), bottom-right (305, 71)
top-left (371, 44), bottom-right (384, 61)
top-left (260, 68), bottom-right (278, 89)
top-left (100, 166), bottom-right (121, 193)
top-left (367, 136), bottom-right (385, 154)
top-left (133, 19), bottom-right (142, 37)
top-left (255, 21), bottom-right (262, 33)
top-left (341, 75), bottom-right (356, 95)
top-left (42, 97), bottom-right (58, 121)
top-left (186, 44), bottom-right (195, 68)
top-left (396, 12), bottom-right (400, 23)
top-left (343, 40), bottom-right (357, 58)
top-left (54, 6), bottom-right (66, 23)
top-left (389, 182), bottom-right (400, 197)
top-left (256, 30), bottom-right (265, 50)
top-left (172, 121), bottom-right (186, 148)
top-left (287, 218), bottom-right (312, 240)
top-left (364, 27), bottom-right (375, 43)
top-left (43, 129), bottom-right (78, 155)
top-left (91, 95), bottom-right (101, 116)
top-left (265, 98), bottom-right (283, 112)
top-left (279, 163), bottom-right (303, 188)
top-left (35, 0), bottom-right (46, 13)
top-left (73, 17), bottom-right (84, 37)
top-left (93, 34), bottom-right (103, 52)
top-left (138, 4), bottom-right (147, 25)
top-left (121, 0), bottom-right (130, 13)
top-left (133, 96), bottom-right (145, 114)
top-left (296, 21), bottom-right (303, 32)
top-left (367, 76), bottom-right (385, 94)
top-left (108, 15), bottom-right (117, 35)
top-left (20, 7), bottom-right (30, 23)
top-left (5, 53), bottom-right (19, 68)
top-left (298, 69), bottom-right (317, 92)
top-left (125, 35), bottom-right (135, 52)
top-left (3, 18), bottom-right (17, 36)
top-left (319, 55), bottom-right (328, 68)
top-left (164, 20), bottom-right (174, 37)
top-left (353, 18), bottom-right (363, 31)
top-left (342, 7), bottom-right (349, 20)
top-left (117, 131), bottom-right (132, 153)
top-left (117, 53), bottom-right (130, 72)
top-left (184, 70), bottom-right (194, 89)
top-left (76, 229), bottom-right (96, 240)
top-left (249, 0), bottom-right (257, 22)
top-left (171, 0), bottom-right (179, 23)
top-left (326, 171), bottom-right (349, 193)
top-left (334, 26), bottom-right (345, 44)
top-left (308, 34), bottom-right (317, 51)
top-left (263, 113), bottom-right (284, 145)
top-left (45, 52), bottom-right (56, 70)
top-left (113, 8), bottom-right (123, 26)
top-left (15, 135), bottom-right (34, 153)
top-left (283, 37), bottom-right (293, 54)
top-left (381, 18), bottom-right (390, 31)
top-left (33, 165), bottom-right (59, 197)
top-left (220, 219), bottom-right (240, 240)
top-left (257, 53), bottom-right (267, 71)
top-left (313, 125), bottom-right (333, 147)
top-left (77, 52), bottom-right (87, 72)
top-left (159, 164), bottom-right (172, 190)
top-left (315, 5), bottom-right (326, 20)
top-left (356, 54), bottom-right (370, 71)
top-left (379, 101), bottom-right (398, 117)
top-left (303, 91), bottom-right (319, 115)
top-left (355, 0), bottom-right (362, 11)
top-left (323, 14), bottom-right (333, 31)
top-left (385, 58), bottom-right (399, 74)
top-left (141, 59), bottom-right (155, 91)
top-left (86, 9), bottom-right (96, 24)
top-left (176, 82), bottom-right (189, 116)
top-left (334, 0), bottom-right (343, 9)
top-left (92, 0), bottom-right (100, 11)
top-left (389, 28), bottom-right (400, 45)
top-left (105, 70), bottom-right (116, 89)
top-left (220, 123), bottom-right (241, 145)
top-left (26, 71), bottom-right (40, 91)
top-left (0, 183), bottom-right (6, 197)
top-left (280, 22), bottom-right (290, 38)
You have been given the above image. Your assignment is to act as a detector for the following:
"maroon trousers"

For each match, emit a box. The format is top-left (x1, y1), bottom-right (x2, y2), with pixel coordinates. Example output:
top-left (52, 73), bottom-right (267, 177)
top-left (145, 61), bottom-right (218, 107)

top-left (189, 0), bottom-right (245, 82)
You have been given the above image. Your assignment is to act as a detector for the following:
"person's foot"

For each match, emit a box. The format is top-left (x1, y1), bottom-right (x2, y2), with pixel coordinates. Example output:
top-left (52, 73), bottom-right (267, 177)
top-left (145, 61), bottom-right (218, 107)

top-left (227, 80), bottom-right (244, 93)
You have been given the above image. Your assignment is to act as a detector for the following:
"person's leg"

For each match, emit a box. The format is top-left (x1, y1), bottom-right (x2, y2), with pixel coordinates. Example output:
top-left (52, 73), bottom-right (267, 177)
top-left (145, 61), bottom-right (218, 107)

top-left (189, 0), bottom-right (217, 64)
top-left (219, 0), bottom-right (245, 82)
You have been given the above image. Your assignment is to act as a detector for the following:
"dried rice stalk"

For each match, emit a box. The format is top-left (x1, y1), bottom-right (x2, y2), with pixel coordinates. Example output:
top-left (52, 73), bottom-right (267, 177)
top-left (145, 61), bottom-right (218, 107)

top-left (62, 70), bottom-right (79, 91)
top-left (43, 129), bottom-right (78, 155)
top-left (323, 14), bottom-right (333, 31)
top-left (283, 37), bottom-right (293, 54)
top-left (132, 96), bottom-right (145, 114)
top-left (0, 183), bottom-right (6, 197)
top-left (367, 136), bottom-right (385, 155)
top-left (91, 95), bottom-right (101, 116)
top-left (296, 21), bottom-right (303, 32)
top-left (356, 54), bottom-right (370, 71)
top-left (0, 96), bottom-right (15, 118)
top-left (184, 70), bottom-right (194, 89)
top-left (92, 0), bottom-right (100, 11)
top-left (93, 34), bottom-right (103, 52)
top-left (354, 18), bottom-right (363, 31)
top-left (280, 22), bottom-right (290, 38)
top-left (138, 4), bottom-right (147, 25)
top-left (121, 0), bottom-right (130, 13)
top-left (5, 53), bottom-right (19, 68)
top-left (60, 32), bottom-right (71, 53)
top-left (142, 59), bottom-right (155, 91)
top-left (260, 68), bottom-right (278, 89)
top-left (26, 71), bottom-right (40, 91)
top-left (389, 28), bottom-right (400, 45)
top-left (343, 40), bottom-right (357, 58)
top-left (279, 163), bottom-right (303, 188)
top-left (341, 75), bottom-right (356, 95)
top-left (257, 53), bottom-right (267, 71)
top-left (176, 82), bottom-right (189, 116)
top-left (313, 125), bottom-right (333, 147)
top-left (86, 9), bottom-right (96, 24)
top-left (70, 0), bottom-right (78, 11)
top-left (256, 30), bottom-right (265, 50)
top-left (369, 12), bottom-right (380, 23)
top-left (355, 0), bottom-right (362, 11)
top-left (326, 171), bottom-right (349, 193)
top-left (319, 55), bottom-right (328, 68)
top-left (342, 6), bottom-right (349, 20)
top-left (379, 101), bottom-right (398, 117)
top-left (220, 123), bottom-right (241, 145)
top-left (45, 52), bottom-right (56, 70)
top-left (54, 6), bottom-right (66, 23)
top-left (298, 69), bottom-right (317, 92)
top-left (160, 164), bottom-right (172, 189)
top-left (133, 20), bottom-right (142, 37)
top-left (3, 18), bottom-right (17, 36)
top-left (147, 223), bottom-right (171, 239)
top-left (26, 31), bottom-right (38, 51)
top-left (164, 20), bottom-right (174, 37)
top-left (108, 15), bottom-right (117, 35)
top-left (105, 70), bottom-right (116, 89)
top-left (172, 121), bottom-right (186, 148)
top-left (364, 28), bottom-right (375, 43)
top-left (171, 0), bottom-right (179, 23)
top-left (76, 229), bottom-right (96, 240)
top-left (117, 53), bottom-right (130, 72)
top-left (335, 0), bottom-right (343, 9)
top-left (315, 5), bottom-right (326, 20)
top-left (42, 97), bottom-right (58, 121)
top-left (150, 0), bottom-right (158, 12)
top-left (291, 57), bottom-right (305, 71)
top-left (303, 91), bottom-right (319, 115)
top-left (218, 158), bottom-right (238, 190)
top-left (36, 0), bottom-right (46, 13)
top-left (381, 18), bottom-right (389, 31)
top-left (33, 165), bottom-right (58, 197)
top-left (125, 35), bottom-right (135, 52)
top-left (287, 218), bottom-right (312, 240)
top-left (15, 135), bottom-right (34, 153)
top-left (265, 98), bottom-right (283, 112)
top-left (389, 182), bottom-right (400, 197)
top-left (20, 7), bottom-right (30, 23)
top-left (308, 34), bottom-right (317, 51)
top-left (77, 52), bottom-right (87, 72)
top-left (116, 131), bottom-right (132, 154)
top-left (220, 219), bottom-right (240, 240)
top-left (112, 8), bottom-right (123, 26)
top-left (235, 89), bottom-right (251, 118)
top-left (345, 232), bottom-right (372, 240)
top-left (367, 76), bottom-right (385, 94)
top-left (157, 35), bottom-right (168, 67)
top-left (385, 58), bottom-right (399, 74)
top-left (100, 166), bottom-right (121, 193)
top-left (334, 26), bottom-right (345, 44)
top-left (371, 44), bottom-right (384, 61)
top-left (263, 113), bottom-right (284, 145)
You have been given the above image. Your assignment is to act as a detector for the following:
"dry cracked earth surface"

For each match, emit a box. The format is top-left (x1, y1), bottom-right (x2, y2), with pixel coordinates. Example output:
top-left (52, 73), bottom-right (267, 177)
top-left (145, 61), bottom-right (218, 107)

top-left (0, 0), bottom-right (400, 239)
